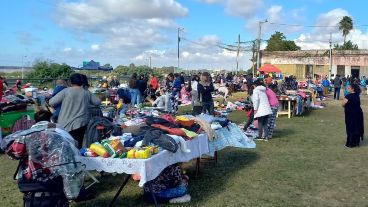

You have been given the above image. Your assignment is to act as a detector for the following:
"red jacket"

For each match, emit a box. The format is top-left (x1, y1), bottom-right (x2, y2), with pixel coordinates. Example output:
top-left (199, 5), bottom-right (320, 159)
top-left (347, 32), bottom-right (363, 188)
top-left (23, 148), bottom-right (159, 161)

top-left (150, 77), bottom-right (158, 90)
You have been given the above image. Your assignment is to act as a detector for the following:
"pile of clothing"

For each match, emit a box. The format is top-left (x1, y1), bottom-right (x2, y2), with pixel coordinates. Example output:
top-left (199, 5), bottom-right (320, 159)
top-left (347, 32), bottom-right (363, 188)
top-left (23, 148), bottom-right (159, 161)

top-left (0, 122), bottom-right (85, 201)
top-left (0, 94), bottom-right (32, 113)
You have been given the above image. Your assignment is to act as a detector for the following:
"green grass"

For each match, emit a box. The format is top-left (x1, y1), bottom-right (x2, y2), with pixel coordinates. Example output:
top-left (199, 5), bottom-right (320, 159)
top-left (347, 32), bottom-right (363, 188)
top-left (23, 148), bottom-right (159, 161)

top-left (1, 94), bottom-right (367, 207)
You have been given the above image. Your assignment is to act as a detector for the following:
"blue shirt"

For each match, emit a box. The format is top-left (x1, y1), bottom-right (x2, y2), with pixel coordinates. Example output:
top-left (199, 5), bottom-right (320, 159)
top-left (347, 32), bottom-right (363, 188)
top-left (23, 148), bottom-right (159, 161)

top-left (52, 85), bottom-right (66, 118)
top-left (322, 79), bottom-right (330, 87)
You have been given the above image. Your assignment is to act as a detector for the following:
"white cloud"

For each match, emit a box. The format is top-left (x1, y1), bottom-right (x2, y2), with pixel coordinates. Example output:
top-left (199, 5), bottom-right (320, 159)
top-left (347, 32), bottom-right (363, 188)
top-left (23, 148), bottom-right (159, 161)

top-left (266, 5), bottom-right (283, 23)
top-left (91, 44), bottom-right (100, 51)
top-left (294, 8), bottom-right (368, 50)
top-left (54, 0), bottom-right (188, 66)
top-left (201, 0), bottom-right (263, 17)
top-left (63, 47), bottom-right (72, 52)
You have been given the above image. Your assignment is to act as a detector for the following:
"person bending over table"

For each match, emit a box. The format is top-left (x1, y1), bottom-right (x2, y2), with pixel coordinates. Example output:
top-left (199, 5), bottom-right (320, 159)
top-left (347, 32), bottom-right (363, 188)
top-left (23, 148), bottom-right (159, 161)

top-left (49, 73), bottom-right (101, 148)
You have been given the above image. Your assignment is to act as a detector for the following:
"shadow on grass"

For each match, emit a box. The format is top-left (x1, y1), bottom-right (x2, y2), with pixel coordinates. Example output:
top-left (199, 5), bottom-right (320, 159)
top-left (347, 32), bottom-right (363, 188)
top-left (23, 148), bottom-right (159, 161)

top-left (184, 149), bottom-right (259, 204)
top-left (272, 128), bottom-right (296, 139)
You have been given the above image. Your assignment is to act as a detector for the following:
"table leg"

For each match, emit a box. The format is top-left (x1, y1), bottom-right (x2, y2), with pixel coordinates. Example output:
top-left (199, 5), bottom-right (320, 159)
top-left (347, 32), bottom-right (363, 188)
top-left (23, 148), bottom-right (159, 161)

top-left (214, 151), bottom-right (218, 164)
top-left (108, 175), bottom-right (131, 207)
top-left (195, 158), bottom-right (200, 178)
top-left (288, 100), bottom-right (291, 119)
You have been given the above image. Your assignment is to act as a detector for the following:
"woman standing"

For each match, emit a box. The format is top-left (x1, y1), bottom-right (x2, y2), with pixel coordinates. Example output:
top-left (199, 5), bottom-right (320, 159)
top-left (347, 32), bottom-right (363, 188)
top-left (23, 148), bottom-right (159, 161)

top-left (191, 75), bottom-right (202, 115)
top-left (165, 73), bottom-right (178, 114)
top-left (342, 83), bottom-right (364, 148)
top-left (49, 73), bottom-right (101, 148)
top-left (252, 79), bottom-right (272, 141)
top-left (128, 73), bottom-right (141, 106)
top-left (198, 72), bottom-right (215, 115)
top-left (265, 86), bottom-right (279, 139)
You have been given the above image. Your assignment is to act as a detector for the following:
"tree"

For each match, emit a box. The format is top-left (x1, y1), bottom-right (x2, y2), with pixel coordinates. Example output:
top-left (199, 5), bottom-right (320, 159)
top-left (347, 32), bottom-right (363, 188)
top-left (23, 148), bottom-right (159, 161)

top-left (334, 40), bottom-right (359, 50)
top-left (339, 16), bottom-right (353, 44)
top-left (265, 32), bottom-right (301, 51)
top-left (27, 60), bottom-right (74, 79)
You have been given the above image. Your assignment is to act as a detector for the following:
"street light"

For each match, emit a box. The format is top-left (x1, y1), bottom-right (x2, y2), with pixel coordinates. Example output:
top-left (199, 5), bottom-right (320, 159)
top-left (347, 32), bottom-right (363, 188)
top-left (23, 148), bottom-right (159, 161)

top-left (21, 55), bottom-right (27, 80)
top-left (256, 19), bottom-right (268, 77)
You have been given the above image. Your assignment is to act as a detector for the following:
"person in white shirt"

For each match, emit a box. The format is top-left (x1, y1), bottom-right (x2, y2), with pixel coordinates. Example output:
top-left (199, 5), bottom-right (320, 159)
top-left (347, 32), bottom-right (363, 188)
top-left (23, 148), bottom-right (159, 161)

top-left (252, 79), bottom-right (273, 141)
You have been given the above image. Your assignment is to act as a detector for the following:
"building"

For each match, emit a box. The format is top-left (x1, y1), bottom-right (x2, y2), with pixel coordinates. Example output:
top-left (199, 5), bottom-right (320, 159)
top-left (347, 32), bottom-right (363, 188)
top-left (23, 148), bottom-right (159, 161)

top-left (76, 60), bottom-right (113, 71)
top-left (261, 50), bottom-right (368, 79)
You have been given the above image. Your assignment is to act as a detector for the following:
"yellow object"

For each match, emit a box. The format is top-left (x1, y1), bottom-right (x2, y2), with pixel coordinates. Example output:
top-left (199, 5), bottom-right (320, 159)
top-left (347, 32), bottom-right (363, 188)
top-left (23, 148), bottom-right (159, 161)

top-left (127, 148), bottom-right (152, 159)
top-left (117, 99), bottom-right (123, 109)
top-left (90, 143), bottom-right (110, 158)
top-left (143, 146), bottom-right (159, 155)
top-left (110, 139), bottom-right (125, 156)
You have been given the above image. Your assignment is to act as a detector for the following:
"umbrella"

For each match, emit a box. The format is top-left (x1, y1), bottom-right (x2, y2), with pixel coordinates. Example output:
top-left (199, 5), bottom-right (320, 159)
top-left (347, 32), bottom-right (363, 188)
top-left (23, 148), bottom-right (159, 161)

top-left (258, 64), bottom-right (282, 73)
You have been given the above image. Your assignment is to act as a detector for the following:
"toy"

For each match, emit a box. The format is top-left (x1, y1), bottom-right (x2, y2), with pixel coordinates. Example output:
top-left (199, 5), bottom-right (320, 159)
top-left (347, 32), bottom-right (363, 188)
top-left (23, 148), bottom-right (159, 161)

top-left (127, 148), bottom-right (152, 159)
top-left (90, 143), bottom-right (110, 158)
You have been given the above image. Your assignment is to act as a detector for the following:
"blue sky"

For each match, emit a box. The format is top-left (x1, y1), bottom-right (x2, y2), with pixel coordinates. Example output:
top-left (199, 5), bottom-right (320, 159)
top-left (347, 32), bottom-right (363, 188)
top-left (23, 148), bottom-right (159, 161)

top-left (1, 0), bottom-right (367, 69)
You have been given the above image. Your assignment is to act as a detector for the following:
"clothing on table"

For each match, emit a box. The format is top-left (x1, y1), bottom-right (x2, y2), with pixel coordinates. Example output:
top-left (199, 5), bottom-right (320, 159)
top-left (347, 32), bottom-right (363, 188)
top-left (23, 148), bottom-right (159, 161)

top-left (344, 93), bottom-right (364, 147)
top-left (252, 85), bottom-right (272, 119)
top-left (267, 106), bottom-right (278, 138)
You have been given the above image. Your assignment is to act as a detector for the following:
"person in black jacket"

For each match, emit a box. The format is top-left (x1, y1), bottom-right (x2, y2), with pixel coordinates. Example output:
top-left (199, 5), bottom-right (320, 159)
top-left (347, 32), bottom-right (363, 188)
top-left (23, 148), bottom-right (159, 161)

top-left (198, 72), bottom-right (214, 115)
top-left (137, 74), bottom-right (148, 102)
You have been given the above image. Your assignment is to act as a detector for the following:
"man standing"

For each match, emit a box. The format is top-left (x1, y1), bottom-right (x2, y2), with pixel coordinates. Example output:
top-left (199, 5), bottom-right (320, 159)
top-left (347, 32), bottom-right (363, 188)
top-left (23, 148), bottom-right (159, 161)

top-left (322, 76), bottom-right (330, 96)
top-left (333, 75), bottom-right (342, 100)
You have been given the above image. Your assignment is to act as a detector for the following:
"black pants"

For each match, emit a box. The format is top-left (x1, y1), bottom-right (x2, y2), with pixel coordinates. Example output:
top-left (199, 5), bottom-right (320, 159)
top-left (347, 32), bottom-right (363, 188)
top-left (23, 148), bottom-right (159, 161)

top-left (202, 101), bottom-right (214, 115)
top-left (69, 125), bottom-right (87, 149)
top-left (257, 115), bottom-right (269, 139)
top-left (244, 110), bottom-right (254, 130)
top-left (192, 106), bottom-right (203, 116)
top-left (334, 87), bottom-right (341, 100)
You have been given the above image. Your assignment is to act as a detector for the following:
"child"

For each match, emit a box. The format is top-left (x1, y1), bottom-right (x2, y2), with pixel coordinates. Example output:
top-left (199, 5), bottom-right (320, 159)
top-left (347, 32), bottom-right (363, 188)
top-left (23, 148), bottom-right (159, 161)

top-left (147, 88), bottom-right (169, 111)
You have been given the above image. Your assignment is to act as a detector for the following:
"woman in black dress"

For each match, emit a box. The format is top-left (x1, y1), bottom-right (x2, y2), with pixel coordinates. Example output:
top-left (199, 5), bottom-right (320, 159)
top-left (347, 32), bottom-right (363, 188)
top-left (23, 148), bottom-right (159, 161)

top-left (342, 83), bottom-right (364, 148)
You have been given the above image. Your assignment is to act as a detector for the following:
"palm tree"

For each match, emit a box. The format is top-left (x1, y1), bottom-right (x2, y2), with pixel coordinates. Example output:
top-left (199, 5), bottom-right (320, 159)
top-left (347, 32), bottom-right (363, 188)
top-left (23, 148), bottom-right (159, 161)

top-left (339, 16), bottom-right (353, 44)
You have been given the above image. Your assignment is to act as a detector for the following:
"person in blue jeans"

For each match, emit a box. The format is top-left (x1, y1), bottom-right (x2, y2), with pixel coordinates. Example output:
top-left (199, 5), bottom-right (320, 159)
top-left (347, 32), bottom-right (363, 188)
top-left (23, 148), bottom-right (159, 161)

top-left (333, 75), bottom-right (342, 100)
top-left (128, 73), bottom-right (141, 106)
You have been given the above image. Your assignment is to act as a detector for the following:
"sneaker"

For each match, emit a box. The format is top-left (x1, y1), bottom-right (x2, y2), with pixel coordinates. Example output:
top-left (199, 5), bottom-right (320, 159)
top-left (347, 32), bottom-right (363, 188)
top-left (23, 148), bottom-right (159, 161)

top-left (254, 137), bottom-right (263, 140)
top-left (169, 194), bottom-right (191, 203)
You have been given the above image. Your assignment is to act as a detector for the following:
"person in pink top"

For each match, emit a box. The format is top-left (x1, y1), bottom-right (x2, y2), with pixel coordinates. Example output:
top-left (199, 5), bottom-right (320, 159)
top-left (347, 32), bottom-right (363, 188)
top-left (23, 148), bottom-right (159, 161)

top-left (266, 86), bottom-right (279, 138)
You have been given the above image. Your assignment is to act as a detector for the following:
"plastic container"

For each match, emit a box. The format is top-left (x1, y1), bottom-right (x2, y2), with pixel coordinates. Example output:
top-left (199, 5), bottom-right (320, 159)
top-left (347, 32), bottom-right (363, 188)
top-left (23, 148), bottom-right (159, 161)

top-left (90, 143), bottom-right (110, 158)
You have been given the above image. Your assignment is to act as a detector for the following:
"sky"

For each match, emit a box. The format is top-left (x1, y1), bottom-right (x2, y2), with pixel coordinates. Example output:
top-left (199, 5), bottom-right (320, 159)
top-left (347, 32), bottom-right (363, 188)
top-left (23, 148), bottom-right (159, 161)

top-left (1, 0), bottom-right (368, 70)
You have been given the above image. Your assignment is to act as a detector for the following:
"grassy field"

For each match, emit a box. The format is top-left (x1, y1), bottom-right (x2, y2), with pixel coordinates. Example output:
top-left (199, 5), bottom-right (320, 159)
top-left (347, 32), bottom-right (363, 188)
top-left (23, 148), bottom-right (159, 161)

top-left (1, 93), bottom-right (367, 207)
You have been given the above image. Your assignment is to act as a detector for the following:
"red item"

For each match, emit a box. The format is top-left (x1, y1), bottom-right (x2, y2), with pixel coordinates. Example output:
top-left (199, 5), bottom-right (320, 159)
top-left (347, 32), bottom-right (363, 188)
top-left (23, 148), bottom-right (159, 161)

top-left (246, 109), bottom-right (254, 118)
top-left (160, 114), bottom-right (177, 125)
top-left (151, 124), bottom-right (187, 138)
top-left (150, 76), bottom-right (159, 90)
top-left (258, 64), bottom-right (281, 73)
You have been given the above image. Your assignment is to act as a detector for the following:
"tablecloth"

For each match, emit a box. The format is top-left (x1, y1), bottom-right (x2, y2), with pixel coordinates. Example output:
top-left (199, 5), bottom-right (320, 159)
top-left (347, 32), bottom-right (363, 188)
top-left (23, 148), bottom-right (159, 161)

top-left (78, 134), bottom-right (209, 187)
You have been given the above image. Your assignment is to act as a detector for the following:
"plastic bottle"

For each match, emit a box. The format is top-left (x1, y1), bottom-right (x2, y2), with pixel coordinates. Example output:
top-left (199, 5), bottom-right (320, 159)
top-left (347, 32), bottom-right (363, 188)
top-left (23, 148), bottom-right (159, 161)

top-left (103, 142), bottom-right (117, 158)
top-left (90, 143), bottom-right (110, 158)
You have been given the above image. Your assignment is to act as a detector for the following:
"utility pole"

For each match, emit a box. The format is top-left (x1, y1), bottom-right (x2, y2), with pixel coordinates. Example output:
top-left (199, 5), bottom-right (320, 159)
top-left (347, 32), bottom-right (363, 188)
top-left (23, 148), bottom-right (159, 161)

top-left (21, 55), bottom-right (27, 80)
top-left (256, 19), bottom-right (268, 74)
top-left (149, 56), bottom-right (152, 69)
top-left (251, 40), bottom-right (257, 77)
top-left (329, 33), bottom-right (332, 80)
top-left (236, 34), bottom-right (240, 74)
top-left (177, 27), bottom-right (184, 74)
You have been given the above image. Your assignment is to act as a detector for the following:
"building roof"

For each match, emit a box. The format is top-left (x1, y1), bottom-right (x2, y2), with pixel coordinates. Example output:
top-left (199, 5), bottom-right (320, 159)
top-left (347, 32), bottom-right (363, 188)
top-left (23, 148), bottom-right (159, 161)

top-left (262, 50), bottom-right (368, 58)
top-left (78, 60), bottom-right (113, 71)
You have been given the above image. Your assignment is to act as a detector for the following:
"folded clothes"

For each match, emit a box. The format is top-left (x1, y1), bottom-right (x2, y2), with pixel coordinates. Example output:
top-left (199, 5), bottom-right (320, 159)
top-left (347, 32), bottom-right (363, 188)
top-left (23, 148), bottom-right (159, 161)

top-left (211, 123), bottom-right (222, 130)
top-left (168, 135), bottom-right (191, 153)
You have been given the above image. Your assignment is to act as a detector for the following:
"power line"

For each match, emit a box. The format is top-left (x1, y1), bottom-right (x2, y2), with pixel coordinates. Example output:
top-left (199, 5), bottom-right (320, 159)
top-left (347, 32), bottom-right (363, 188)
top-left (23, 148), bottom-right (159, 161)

top-left (268, 21), bottom-right (368, 28)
